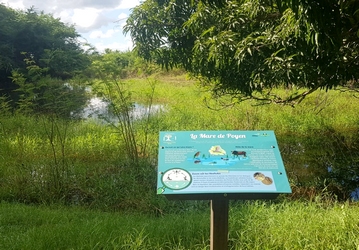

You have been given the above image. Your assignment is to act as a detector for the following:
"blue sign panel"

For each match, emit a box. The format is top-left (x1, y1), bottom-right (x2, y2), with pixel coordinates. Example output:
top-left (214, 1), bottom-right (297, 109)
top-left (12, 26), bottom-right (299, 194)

top-left (157, 131), bottom-right (291, 196)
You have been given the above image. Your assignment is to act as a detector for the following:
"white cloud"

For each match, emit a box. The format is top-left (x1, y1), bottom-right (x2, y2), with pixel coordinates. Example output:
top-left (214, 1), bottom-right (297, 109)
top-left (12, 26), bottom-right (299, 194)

top-left (117, 0), bottom-right (140, 10)
top-left (56, 10), bottom-right (72, 22)
top-left (118, 13), bottom-right (128, 20)
top-left (3, 0), bottom-right (24, 9)
top-left (72, 8), bottom-right (100, 28)
top-left (89, 29), bottom-right (120, 39)
top-left (95, 40), bottom-right (133, 52)
top-left (12, 0), bottom-right (141, 12)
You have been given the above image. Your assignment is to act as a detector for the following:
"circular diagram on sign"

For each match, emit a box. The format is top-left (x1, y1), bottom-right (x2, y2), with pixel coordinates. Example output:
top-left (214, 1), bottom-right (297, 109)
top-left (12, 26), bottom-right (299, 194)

top-left (161, 168), bottom-right (192, 190)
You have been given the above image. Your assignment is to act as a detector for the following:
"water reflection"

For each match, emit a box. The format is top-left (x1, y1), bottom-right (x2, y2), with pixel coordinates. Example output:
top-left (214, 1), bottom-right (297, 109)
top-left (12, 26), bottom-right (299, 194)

top-left (351, 188), bottom-right (359, 201)
top-left (280, 135), bottom-right (359, 201)
top-left (81, 97), bottom-right (164, 122)
top-left (82, 97), bottom-right (109, 120)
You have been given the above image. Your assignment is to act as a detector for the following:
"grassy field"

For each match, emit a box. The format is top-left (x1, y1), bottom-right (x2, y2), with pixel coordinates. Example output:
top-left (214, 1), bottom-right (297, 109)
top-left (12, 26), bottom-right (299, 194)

top-left (0, 74), bottom-right (359, 249)
top-left (0, 201), bottom-right (358, 249)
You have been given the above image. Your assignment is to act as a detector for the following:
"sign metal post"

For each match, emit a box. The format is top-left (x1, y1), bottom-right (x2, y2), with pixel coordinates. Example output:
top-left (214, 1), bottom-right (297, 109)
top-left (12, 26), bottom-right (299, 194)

top-left (210, 199), bottom-right (229, 250)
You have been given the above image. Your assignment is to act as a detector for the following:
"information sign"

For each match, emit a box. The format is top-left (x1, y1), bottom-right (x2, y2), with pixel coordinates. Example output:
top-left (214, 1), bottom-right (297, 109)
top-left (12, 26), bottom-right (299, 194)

top-left (157, 130), bottom-right (291, 199)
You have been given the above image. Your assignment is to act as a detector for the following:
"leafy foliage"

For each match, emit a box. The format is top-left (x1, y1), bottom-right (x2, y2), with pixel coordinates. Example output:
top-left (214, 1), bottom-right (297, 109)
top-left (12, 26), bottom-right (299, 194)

top-left (90, 49), bottom-right (163, 79)
top-left (125, 0), bottom-right (359, 104)
top-left (90, 50), bottom-right (162, 166)
top-left (0, 4), bottom-right (90, 105)
top-left (124, 0), bottom-right (196, 70)
top-left (11, 54), bottom-right (88, 119)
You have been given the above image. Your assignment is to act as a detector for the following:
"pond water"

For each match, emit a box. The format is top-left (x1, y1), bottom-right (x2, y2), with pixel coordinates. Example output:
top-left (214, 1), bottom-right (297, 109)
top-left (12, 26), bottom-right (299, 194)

top-left (81, 97), bottom-right (164, 122)
top-left (279, 135), bottom-right (359, 201)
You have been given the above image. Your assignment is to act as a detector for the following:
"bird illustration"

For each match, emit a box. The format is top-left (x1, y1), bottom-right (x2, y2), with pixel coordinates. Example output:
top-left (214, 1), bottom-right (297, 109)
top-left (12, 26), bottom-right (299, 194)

top-left (193, 151), bottom-right (200, 159)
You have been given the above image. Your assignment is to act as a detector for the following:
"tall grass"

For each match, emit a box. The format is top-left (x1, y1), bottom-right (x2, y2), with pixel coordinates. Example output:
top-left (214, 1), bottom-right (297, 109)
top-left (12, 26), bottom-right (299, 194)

top-left (127, 75), bottom-right (359, 133)
top-left (229, 201), bottom-right (359, 250)
top-left (0, 74), bottom-right (359, 209)
top-left (0, 201), bottom-right (358, 249)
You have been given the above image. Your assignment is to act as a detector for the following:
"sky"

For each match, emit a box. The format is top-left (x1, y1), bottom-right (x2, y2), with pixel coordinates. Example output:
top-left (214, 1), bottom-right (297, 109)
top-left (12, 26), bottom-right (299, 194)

top-left (2, 0), bottom-right (141, 52)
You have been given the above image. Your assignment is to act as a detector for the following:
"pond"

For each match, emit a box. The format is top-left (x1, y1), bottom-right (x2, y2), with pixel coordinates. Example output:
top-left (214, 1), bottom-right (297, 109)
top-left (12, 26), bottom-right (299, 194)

top-left (81, 97), bottom-right (164, 122)
top-left (279, 133), bottom-right (359, 201)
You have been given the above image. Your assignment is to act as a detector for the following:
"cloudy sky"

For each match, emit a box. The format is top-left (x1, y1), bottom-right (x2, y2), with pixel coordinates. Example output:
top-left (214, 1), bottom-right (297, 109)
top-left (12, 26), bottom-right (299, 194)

top-left (3, 0), bottom-right (141, 52)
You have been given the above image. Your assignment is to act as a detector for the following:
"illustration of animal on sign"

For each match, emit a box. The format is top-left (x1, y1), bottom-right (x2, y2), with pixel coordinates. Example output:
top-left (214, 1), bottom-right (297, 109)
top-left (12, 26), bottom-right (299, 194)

top-left (231, 150), bottom-right (247, 158)
top-left (193, 151), bottom-right (200, 159)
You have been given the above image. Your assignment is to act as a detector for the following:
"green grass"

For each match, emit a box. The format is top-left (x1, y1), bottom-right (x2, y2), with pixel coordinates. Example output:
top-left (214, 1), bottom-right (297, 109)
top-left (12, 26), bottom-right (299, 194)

top-left (124, 75), bottom-right (359, 134)
top-left (229, 201), bottom-right (359, 250)
top-left (0, 201), bottom-right (210, 250)
top-left (0, 201), bottom-right (358, 249)
top-left (1, 74), bottom-right (359, 206)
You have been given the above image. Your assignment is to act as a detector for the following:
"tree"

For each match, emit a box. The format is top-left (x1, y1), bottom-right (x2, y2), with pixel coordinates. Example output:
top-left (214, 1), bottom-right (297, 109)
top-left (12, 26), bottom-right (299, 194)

top-left (0, 5), bottom-right (19, 88)
top-left (124, 0), bottom-right (195, 70)
top-left (90, 50), bottom-right (134, 80)
top-left (0, 5), bottom-right (90, 102)
top-left (11, 54), bottom-right (88, 119)
top-left (124, 0), bottom-right (359, 104)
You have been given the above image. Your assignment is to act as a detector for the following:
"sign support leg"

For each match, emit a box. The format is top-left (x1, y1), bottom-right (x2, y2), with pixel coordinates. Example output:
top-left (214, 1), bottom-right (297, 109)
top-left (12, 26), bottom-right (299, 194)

top-left (210, 199), bottom-right (229, 250)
